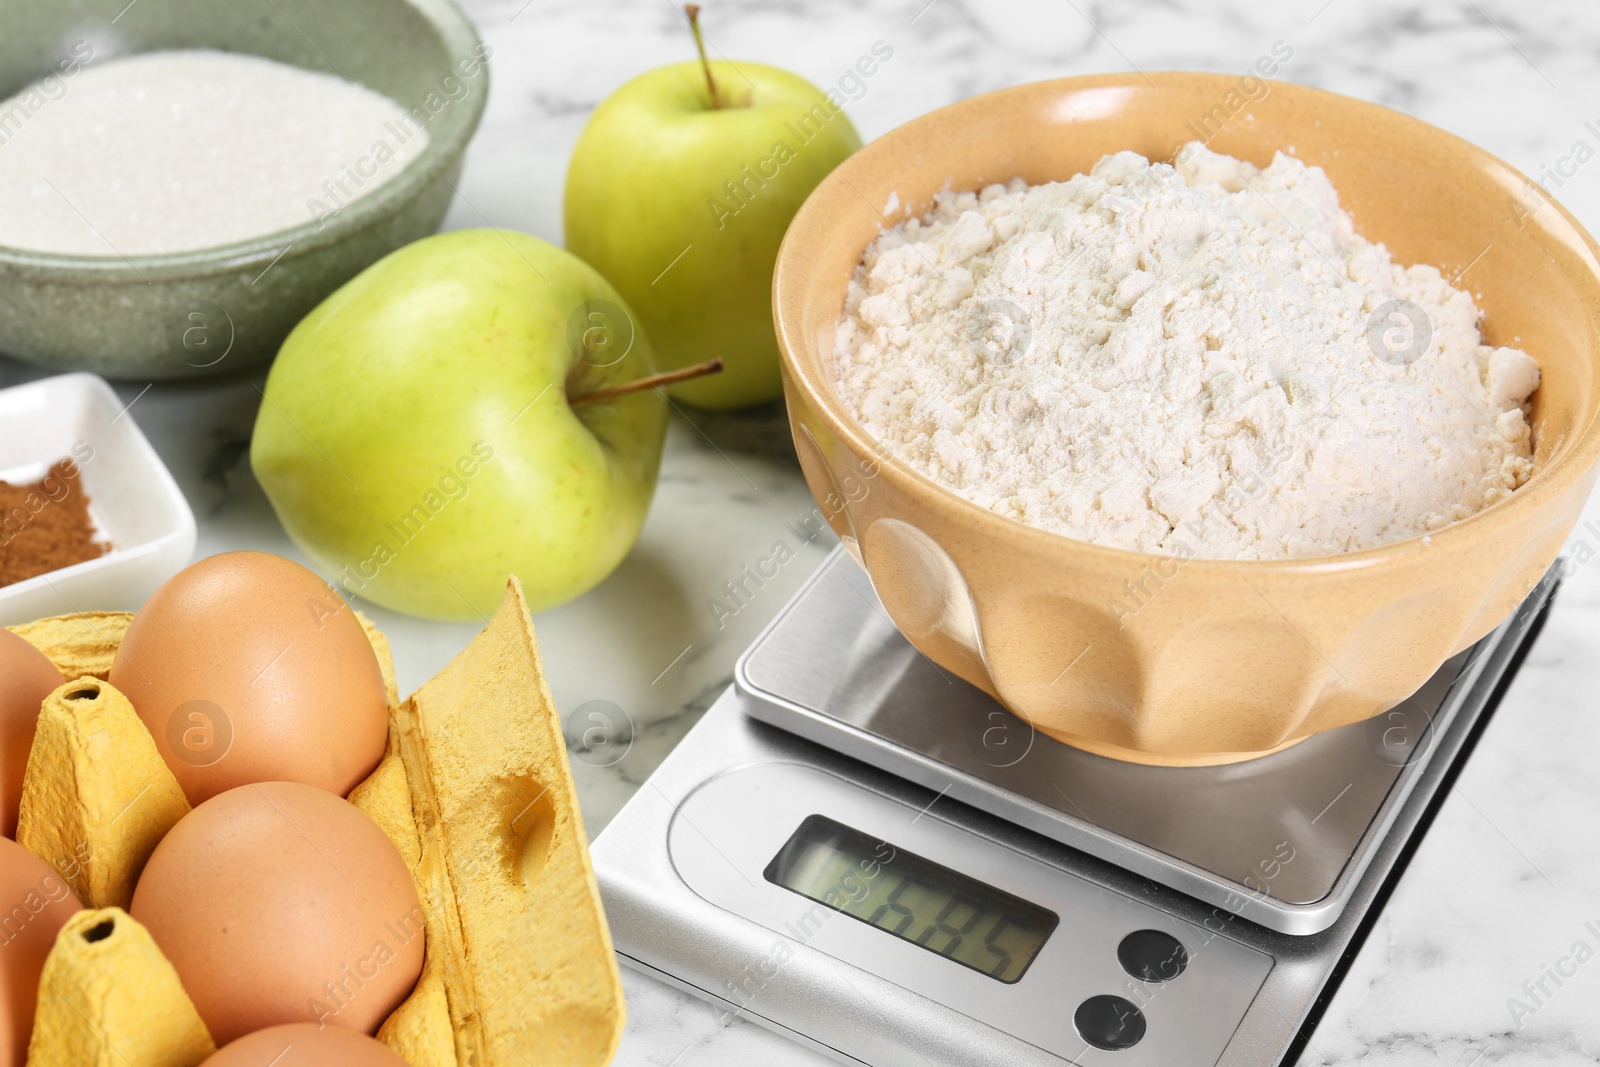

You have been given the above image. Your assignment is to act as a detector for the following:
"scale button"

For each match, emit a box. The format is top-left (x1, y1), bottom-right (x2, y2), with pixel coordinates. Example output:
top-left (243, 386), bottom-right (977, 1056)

top-left (1074, 995), bottom-right (1146, 1051)
top-left (1117, 929), bottom-right (1189, 983)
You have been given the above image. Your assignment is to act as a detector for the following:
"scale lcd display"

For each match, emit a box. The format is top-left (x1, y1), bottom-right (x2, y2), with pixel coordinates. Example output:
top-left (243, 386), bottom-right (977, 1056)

top-left (764, 814), bottom-right (1058, 983)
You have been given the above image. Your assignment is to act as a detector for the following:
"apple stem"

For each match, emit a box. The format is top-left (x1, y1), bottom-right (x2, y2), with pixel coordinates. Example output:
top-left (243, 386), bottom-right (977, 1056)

top-left (570, 358), bottom-right (725, 406)
top-left (685, 5), bottom-right (723, 109)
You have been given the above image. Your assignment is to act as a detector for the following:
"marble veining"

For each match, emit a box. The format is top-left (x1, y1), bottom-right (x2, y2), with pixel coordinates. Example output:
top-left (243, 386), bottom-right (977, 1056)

top-left (3, 0), bottom-right (1600, 1062)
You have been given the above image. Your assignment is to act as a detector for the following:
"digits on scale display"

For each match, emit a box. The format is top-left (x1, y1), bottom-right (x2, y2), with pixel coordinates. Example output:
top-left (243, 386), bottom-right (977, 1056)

top-left (764, 815), bottom-right (1059, 983)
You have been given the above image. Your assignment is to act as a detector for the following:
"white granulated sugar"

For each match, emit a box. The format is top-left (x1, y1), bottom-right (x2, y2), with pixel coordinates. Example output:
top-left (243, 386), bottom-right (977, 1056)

top-left (0, 50), bottom-right (429, 256)
top-left (835, 144), bottom-right (1541, 559)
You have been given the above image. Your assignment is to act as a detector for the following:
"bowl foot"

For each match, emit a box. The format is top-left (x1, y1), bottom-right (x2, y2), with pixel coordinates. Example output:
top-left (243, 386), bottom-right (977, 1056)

top-left (1037, 729), bottom-right (1311, 767)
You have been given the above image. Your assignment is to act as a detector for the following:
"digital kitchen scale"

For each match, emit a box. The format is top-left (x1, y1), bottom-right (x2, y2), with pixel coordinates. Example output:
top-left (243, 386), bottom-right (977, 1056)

top-left (593, 548), bottom-right (1559, 1066)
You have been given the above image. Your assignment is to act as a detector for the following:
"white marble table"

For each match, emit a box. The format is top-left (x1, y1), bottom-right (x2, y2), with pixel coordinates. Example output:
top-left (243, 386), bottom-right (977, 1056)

top-left (5, 0), bottom-right (1600, 1063)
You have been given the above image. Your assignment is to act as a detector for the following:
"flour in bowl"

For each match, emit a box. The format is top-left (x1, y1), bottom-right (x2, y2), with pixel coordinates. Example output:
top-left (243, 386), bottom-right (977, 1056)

top-left (834, 144), bottom-right (1540, 559)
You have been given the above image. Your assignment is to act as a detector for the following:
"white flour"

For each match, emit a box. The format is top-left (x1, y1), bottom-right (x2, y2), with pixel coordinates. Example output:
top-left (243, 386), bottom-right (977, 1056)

top-left (835, 144), bottom-right (1540, 559)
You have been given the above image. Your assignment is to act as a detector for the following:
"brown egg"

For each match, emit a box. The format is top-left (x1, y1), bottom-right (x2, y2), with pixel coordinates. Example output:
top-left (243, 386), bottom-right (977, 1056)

top-left (0, 629), bottom-right (64, 839)
top-left (130, 781), bottom-right (423, 1044)
top-left (202, 1023), bottom-right (411, 1066)
top-left (0, 837), bottom-right (82, 1067)
top-left (109, 551), bottom-right (388, 804)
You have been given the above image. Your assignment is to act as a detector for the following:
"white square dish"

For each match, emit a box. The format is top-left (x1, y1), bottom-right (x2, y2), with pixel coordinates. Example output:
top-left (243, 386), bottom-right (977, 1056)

top-left (0, 373), bottom-right (195, 625)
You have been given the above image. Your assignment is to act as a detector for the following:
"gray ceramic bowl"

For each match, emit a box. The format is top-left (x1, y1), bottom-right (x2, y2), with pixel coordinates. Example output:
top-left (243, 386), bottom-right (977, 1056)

top-left (0, 0), bottom-right (486, 379)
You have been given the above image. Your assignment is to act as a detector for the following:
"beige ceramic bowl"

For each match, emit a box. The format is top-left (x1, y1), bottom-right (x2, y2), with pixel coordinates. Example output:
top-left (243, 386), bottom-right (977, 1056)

top-left (773, 73), bottom-right (1600, 765)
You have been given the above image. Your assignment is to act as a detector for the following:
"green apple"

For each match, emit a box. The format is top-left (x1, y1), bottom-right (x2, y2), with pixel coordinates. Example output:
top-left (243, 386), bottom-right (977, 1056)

top-left (250, 228), bottom-right (668, 620)
top-left (564, 50), bottom-right (860, 410)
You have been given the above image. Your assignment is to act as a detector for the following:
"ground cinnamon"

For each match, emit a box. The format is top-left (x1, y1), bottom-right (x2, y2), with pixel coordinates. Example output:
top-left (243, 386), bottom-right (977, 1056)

top-left (0, 459), bottom-right (109, 587)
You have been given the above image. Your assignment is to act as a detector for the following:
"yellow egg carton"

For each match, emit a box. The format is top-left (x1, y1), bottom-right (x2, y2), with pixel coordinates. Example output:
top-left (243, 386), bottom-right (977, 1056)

top-left (7, 579), bottom-right (624, 1067)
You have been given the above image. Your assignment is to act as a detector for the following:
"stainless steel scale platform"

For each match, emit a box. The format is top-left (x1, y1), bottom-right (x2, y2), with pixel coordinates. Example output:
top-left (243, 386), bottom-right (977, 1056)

top-left (594, 548), bottom-right (1558, 1066)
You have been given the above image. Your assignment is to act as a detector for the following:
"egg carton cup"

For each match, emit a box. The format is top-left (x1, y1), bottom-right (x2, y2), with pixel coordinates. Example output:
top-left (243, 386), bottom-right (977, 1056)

top-left (8, 579), bottom-right (624, 1066)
